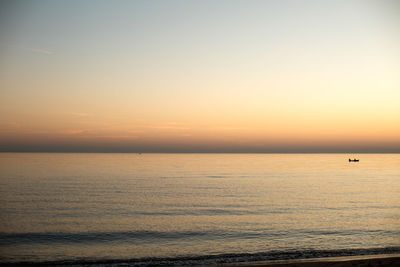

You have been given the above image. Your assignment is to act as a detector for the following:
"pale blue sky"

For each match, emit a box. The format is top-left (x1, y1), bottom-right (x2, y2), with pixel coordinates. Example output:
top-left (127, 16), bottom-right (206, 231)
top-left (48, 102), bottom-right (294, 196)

top-left (1, 0), bottom-right (399, 152)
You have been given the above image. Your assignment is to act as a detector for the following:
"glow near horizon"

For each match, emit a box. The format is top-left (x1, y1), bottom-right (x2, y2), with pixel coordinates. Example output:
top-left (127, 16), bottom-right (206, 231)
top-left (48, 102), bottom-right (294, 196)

top-left (0, 0), bottom-right (399, 152)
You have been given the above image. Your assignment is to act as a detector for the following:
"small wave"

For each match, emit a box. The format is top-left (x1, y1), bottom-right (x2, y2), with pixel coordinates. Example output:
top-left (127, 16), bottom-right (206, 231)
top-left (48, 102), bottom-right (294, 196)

top-left (0, 230), bottom-right (210, 245)
top-left (0, 229), bottom-right (290, 246)
top-left (1, 247), bottom-right (400, 265)
top-left (135, 208), bottom-right (259, 216)
top-left (1, 229), bottom-right (398, 246)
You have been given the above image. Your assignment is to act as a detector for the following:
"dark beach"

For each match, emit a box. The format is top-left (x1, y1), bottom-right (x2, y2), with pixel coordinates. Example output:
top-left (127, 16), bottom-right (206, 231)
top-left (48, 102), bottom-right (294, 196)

top-left (216, 254), bottom-right (400, 267)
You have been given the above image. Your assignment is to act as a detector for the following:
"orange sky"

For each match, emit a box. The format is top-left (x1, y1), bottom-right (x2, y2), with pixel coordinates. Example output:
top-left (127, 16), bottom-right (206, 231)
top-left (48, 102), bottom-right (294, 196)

top-left (1, 0), bottom-right (399, 152)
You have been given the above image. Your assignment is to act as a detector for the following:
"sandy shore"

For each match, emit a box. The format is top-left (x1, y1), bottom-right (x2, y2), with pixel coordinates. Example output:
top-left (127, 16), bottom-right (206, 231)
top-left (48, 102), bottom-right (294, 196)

top-left (1, 254), bottom-right (399, 266)
top-left (212, 254), bottom-right (400, 267)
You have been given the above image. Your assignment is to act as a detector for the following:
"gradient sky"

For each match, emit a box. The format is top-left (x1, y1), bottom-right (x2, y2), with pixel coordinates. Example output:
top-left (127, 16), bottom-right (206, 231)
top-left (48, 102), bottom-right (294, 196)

top-left (1, 0), bottom-right (399, 152)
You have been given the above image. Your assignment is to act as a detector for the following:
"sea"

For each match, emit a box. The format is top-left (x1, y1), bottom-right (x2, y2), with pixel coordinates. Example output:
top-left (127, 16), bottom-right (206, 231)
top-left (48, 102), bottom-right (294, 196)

top-left (0, 153), bottom-right (399, 265)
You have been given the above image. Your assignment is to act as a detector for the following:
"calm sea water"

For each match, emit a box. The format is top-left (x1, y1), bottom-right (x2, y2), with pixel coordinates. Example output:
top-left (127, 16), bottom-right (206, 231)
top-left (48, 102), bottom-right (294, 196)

top-left (0, 153), bottom-right (399, 264)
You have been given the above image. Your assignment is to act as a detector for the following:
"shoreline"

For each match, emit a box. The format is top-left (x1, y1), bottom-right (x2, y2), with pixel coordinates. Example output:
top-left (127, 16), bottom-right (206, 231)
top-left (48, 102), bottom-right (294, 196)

top-left (213, 254), bottom-right (400, 266)
top-left (1, 252), bottom-right (400, 266)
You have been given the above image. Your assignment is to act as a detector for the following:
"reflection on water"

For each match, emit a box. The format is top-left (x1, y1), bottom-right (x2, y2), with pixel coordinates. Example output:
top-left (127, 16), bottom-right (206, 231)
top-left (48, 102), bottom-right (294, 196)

top-left (0, 153), bottom-right (399, 262)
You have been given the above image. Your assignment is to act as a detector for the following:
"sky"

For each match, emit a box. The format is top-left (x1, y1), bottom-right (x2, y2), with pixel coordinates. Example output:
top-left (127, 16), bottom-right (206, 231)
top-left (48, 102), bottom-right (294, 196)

top-left (0, 0), bottom-right (399, 152)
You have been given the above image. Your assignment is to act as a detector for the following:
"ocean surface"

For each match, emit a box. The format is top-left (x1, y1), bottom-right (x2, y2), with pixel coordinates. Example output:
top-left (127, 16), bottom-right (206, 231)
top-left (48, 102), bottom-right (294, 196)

top-left (0, 153), bottom-right (399, 265)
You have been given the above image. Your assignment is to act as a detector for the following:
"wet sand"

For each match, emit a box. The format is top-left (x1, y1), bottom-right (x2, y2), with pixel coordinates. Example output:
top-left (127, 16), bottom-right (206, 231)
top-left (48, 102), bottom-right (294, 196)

top-left (1, 255), bottom-right (399, 266)
top-left (214, 254), bottom-right (400, 267)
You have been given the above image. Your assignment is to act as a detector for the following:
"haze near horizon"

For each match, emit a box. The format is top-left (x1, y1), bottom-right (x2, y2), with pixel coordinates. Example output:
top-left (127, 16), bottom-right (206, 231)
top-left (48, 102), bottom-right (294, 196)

top-left (1, 0), bottom-right (399, 153)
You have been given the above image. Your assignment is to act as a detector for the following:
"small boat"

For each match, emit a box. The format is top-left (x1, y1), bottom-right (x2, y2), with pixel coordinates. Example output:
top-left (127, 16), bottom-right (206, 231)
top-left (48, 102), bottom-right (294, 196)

top-left (349, 159), bottom-right (359, 162)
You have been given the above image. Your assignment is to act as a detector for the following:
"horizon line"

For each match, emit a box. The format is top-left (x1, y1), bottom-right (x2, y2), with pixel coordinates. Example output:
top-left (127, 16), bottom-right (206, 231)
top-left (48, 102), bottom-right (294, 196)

top-left (1, 151), bottom-right (399, 154)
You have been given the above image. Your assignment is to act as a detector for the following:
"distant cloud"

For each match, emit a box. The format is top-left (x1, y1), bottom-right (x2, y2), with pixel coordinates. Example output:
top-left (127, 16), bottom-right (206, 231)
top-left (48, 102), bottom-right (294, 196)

top-left (79, 135), bottom-right (138, 139)
top-left (21, 45), bottom-right (54, 55)
top-left (211, 126), bottom-right (248, 131)
top-left (150, 125), bottom-right (191, 130)
top-left (62, 130), bottom-right (85, 135)
top-left (0, 121), bottom-right (20, 127)
top-left (64, 112), bottom-right (93, 117)
top-left (29, 129), bottom-right (86, 135)
top-left (0, 121), bottom-right (20, 132)
top-left (148, 122), bottom-right (191, 130)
